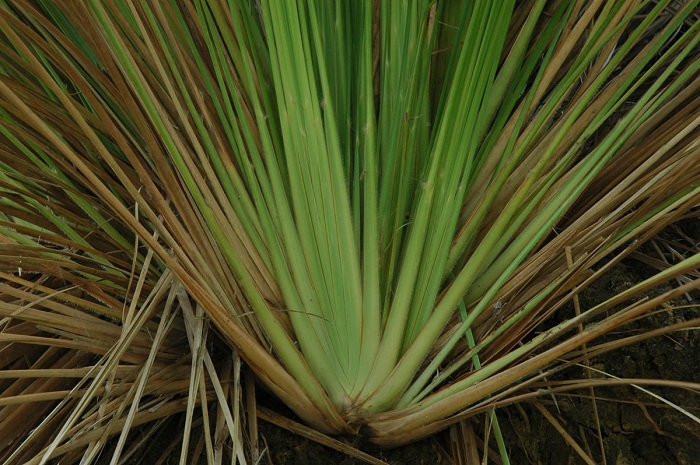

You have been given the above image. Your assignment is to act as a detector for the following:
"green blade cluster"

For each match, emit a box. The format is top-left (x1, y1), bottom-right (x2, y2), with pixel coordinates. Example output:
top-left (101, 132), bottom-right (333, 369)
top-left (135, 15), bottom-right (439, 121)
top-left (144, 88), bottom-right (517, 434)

top-left (1, 0), bottom-right (699, 448)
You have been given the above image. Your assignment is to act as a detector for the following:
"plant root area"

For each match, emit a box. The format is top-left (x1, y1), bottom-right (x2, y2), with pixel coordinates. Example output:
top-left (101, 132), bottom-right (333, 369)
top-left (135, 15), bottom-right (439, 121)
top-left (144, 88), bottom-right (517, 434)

top-left (258, 220), bottom-right (700, 464)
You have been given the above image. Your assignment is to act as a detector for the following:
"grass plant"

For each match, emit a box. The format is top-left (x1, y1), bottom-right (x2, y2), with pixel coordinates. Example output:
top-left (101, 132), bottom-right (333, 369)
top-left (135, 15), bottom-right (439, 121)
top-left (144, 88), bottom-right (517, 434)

top-left (1, 0), bottom-right (699, 463)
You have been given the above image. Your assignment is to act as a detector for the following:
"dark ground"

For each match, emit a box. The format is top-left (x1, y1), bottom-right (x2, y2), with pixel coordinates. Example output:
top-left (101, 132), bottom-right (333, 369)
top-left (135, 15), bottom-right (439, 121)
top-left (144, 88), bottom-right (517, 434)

top-left (495, 259), bottom-right (700, 465)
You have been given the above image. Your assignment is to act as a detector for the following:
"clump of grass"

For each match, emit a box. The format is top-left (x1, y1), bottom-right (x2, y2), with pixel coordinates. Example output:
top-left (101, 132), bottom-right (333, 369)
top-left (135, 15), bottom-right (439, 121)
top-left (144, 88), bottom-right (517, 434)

top-left (1, 1), bottom-right (699, 463)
